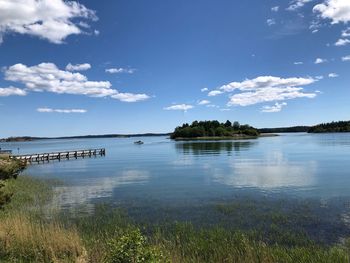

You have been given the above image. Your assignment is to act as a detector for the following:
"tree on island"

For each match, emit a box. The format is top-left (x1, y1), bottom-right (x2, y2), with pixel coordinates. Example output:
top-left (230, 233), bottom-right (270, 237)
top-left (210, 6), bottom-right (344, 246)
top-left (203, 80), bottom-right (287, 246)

top-left (170, 120), bottom-right (259, 139)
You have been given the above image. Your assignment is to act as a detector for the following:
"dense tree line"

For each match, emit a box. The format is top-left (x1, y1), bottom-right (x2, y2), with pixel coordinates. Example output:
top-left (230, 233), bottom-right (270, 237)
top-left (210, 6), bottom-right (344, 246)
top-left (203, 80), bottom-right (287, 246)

top-left (171, 120), bottom-right (259, 139)
top-left (259, 126), bottom-right (310, 133)
top-left (308, 121), bottom-right (350, 133)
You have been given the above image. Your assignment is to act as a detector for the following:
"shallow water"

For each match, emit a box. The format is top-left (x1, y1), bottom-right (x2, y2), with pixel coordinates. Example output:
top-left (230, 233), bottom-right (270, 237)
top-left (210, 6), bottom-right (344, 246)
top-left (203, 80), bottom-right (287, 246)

top-left (2, 133), bottom-right (350, 243)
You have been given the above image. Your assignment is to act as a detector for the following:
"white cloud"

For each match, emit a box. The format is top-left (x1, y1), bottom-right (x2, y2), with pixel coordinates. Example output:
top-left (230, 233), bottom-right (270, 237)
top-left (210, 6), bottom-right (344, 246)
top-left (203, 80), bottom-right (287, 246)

top-left (313, 0), bottom-right (350, 24)
top-left (111, 93), bottom-right (150, 103)
top-left (267, 19), bottom-right (276, 26)
top-left (206, 104), bottom-right (219, 108)
top-left (219, 76), bottom-right (316, 93)
top-left (315, 58), bottom-right (327, 64)
top-left (105, 68), bottom-right (135, 74)
top-left (294, 61), bottom-right (304, 65)
top-left (342, 28), bottom-right (350, 37)
top-left (4, 63), bottom-right (150, 102)
top-left (208, 90), bottom-right (223, 97)
top-left (198, 100), bottom-right (210, 105)
top-left (210, 76), bottom-right (317, 107)
top-left (261, 102), bottom-right (287, 113)
top-left (287, 0), bottom-right (313, 11)
top-left (0, 86), bottom-right (27, 96)
top-left (220, 108), bottom-right (231, 112)
top-left (228, 87), bottom-right (316, 106)
top-left (66, 63), bottom-right (91, 71)
top-left (0, 0), bottom-right (97, 44)
top-left (342, 55), bottom-right (350, 61)
top-left (271, 6), bottom-right (280, 12)
top-left (201, 87), bottom-right (208, 92)
top-left (37, 107), bottom-right (86, 113)
top-left (335, 38), bottom-right (350, 46)
top-left (164, 104), bottom-right (194, 112)
top-left (328, 73), bottom-right (339, 77)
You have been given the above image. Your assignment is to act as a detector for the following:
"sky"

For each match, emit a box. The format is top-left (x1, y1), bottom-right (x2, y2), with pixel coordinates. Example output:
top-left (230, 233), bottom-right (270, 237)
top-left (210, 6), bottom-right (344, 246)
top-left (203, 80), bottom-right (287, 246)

top-left (0, 0), bottom-right (349, 137)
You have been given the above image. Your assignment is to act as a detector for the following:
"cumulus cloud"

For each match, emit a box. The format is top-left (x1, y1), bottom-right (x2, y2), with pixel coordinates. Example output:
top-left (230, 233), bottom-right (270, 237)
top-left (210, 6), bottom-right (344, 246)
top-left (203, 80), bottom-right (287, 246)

top-left (313, 0), bottom-right (350, 24)
top-left (342, 55), bottom-right (350, 61)
top-left (4, 63), bottom-right (150, 102)
top-left (111, 93), bottom-right (150, 103)
top-left (315, 58), bottom-right (327, 64)
top-left (228, 87), bottom-right (316, 106)
top-left (287, 0), bottom-right (313, 11)
top-left (335, 38), bottom-right (350, 46)
top-left (208, 76), bottom-right (317, 107)
top-left (0, 0), bottom-right (97, 44)
top-left (219, 76), bottom-right (316, 93)
top-left (37, 107), bottom-right (87, 113)
top-left (328, 73), bottom-right (339, 77)
top-left (0, 86), bottom-right (27, 96)
top-left (271, 6), bottom-right (280, 12)
top-left (342, 28), bottom-right (350, 37)
top-left (201, 87), bottom-right (208, 92)
top-left (164, 104), bottom-right (194, 112)
top-left (208, 90), bottom-right (224, 97)
top-left (294, 61), bottom-right (304, 65)
top-left (66, 63), bottom-right (91, 71)
top-left (198, 100), bottom-right (210, 105)
top-left (261, 102), bottom-right (287, 113)
top-left (266, 19), bottom-right (276, 26)
top-left (105, 68), bottom-right (135, 74)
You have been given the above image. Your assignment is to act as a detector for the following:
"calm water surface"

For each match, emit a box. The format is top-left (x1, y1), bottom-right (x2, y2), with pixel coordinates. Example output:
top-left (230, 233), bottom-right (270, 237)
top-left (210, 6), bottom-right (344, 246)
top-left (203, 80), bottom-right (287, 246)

top-left (2, 134), bottom-right (350, 233)
top-left (2, 133), bottom-right (350, 209)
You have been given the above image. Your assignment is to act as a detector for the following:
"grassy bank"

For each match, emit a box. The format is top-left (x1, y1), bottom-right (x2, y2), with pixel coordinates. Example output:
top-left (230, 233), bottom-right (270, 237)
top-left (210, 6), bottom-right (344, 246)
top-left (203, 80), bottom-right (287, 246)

top-left (0, 160), bottom-right (349, 262)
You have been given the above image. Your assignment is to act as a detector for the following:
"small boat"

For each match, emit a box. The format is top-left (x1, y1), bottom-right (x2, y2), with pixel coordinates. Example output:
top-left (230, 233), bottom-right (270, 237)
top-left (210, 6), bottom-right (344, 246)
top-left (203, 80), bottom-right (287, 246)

top-left (134, 140), bottom-right (144, 145)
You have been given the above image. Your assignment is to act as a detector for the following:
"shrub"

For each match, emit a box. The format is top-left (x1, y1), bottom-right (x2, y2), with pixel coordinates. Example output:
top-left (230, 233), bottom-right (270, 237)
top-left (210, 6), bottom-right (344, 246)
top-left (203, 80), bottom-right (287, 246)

top-left (0, 158), bottom-right (24, 180)
top-left (105, 228), bottom-right (166, 263)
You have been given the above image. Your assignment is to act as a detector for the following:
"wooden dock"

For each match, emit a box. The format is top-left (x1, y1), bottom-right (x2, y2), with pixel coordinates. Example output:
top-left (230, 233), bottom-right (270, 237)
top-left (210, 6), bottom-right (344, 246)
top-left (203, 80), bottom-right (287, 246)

top-left (10, 148), bottom-right (106, 163)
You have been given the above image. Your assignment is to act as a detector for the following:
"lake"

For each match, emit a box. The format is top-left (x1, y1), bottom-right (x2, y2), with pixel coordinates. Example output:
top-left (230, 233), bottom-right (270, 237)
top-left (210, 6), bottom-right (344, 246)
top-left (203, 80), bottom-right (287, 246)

top-left (2, 133), bottom-right (350, 243)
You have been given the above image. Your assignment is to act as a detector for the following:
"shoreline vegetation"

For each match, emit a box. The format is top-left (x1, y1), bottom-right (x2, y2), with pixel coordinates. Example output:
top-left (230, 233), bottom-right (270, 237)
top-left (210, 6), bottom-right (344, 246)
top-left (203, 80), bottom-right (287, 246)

top-left (308, 121), bottom-right (350, 133)
top-left (0, 158), bottom-right (349, 262)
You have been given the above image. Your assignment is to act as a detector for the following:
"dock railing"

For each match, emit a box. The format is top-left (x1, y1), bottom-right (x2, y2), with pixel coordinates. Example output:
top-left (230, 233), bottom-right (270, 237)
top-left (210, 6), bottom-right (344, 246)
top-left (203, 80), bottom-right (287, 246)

top-left (10, 148), bottom-right (106, 163)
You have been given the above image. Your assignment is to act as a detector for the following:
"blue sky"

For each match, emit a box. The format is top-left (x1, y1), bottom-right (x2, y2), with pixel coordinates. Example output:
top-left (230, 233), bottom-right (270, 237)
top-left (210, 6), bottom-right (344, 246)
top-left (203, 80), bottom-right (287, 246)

top-left (0, 0), bottom-right (349, 137)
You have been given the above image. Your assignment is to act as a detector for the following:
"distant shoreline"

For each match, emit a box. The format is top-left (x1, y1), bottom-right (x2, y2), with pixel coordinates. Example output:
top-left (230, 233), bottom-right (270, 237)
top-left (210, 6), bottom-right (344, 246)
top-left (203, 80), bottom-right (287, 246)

top-left (0, 133), bottom-right (171, 142)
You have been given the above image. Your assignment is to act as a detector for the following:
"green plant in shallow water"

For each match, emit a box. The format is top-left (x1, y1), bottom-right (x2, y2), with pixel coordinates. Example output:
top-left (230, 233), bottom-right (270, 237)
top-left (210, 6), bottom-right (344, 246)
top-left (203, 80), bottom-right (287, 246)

top-left (105, 228), bottom-right (167, 263)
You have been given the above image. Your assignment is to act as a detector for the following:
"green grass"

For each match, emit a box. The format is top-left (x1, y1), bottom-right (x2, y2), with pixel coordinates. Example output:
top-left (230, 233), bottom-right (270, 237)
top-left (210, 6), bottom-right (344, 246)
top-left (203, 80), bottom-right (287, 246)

top-left (0, 174), bottom-right (349, 262)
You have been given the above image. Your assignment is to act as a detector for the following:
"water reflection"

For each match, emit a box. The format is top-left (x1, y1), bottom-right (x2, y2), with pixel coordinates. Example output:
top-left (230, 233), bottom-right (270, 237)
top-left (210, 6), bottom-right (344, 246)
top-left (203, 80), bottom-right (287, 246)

top-left (175, 141), bottom-right (256, 155)
top-left (212, 151), bottom-right (317, 189)
top-left (52, 170), bottom-right (149, 210)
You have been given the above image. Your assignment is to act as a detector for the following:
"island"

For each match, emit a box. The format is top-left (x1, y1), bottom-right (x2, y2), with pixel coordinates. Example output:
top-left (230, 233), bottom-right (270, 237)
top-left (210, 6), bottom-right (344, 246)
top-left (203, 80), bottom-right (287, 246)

top-left (170, 120), bottom-right (260, 140)
top-left (308, 121), bottom-right (350, 133)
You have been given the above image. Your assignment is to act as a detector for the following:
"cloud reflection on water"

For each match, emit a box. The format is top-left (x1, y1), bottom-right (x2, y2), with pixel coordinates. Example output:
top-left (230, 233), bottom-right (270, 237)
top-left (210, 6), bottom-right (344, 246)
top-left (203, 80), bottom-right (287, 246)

top-left (52, 170), bottom-right (149, 210)
top-left (212, 151), bottom-right (317, 189)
